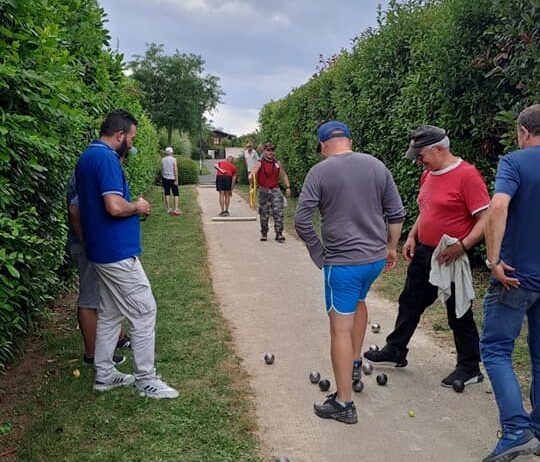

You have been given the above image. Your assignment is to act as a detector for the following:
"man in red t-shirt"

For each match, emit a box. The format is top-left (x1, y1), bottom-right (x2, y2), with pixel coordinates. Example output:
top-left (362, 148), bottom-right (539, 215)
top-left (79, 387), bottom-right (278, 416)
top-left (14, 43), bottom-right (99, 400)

top-left (365, 125), bottom-right (490, 389)
top-left (214, 156), bottom-right (237, 216)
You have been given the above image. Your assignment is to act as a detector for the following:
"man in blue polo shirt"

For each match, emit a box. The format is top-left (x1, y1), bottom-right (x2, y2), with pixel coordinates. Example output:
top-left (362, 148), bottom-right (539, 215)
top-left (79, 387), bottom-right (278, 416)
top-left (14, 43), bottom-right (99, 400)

top-left (76, 109), bottom-right (178, 399)
top-left (481, 104), bottom-right (540, 461)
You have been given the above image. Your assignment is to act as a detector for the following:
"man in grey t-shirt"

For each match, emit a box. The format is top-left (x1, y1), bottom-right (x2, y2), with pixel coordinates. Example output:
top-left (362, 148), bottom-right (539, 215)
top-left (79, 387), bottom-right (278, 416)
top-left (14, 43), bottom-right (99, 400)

top-left (295, 120), bottom-right (405, 424)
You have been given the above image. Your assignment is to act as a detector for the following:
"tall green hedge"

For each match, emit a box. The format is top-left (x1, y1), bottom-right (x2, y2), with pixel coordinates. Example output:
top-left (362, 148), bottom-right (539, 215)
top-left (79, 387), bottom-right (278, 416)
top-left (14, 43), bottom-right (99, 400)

top-left (0, 0), bottom-right (158, 371)
top-left (259, 0), bottom-right (539, 221)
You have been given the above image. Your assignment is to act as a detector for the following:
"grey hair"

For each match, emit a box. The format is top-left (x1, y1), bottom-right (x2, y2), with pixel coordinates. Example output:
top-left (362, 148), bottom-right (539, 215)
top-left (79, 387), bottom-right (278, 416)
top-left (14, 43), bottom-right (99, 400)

top-left (428, 136), bottom-right (450, 150)
top-left (518, 104), bottom-right (540, 136)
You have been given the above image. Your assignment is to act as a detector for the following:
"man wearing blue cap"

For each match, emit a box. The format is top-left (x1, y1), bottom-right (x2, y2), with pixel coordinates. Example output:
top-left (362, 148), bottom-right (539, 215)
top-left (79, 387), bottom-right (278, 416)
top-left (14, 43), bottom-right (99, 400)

top-left (295, 120), bottom-right (405, 424)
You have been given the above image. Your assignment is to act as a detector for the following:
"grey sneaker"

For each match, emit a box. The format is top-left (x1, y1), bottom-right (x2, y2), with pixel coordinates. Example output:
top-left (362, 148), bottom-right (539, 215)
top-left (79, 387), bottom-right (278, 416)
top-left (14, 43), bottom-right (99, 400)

top-left (94, 370), bottom-right (135, 392)
top-left (314, 392), bottom-right (357, 424)
top-left (136, 378), bottom-right (179, 399)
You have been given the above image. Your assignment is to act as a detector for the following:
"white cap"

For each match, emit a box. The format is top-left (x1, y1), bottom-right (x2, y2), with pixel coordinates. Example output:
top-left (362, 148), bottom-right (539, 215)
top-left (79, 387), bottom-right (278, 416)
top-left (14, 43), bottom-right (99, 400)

top-left (165, 146), bottom-right (173, 154)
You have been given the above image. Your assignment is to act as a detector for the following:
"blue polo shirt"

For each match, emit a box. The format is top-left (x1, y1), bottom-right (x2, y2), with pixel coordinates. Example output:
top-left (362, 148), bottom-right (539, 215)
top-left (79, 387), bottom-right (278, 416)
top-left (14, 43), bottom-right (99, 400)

top-left (75, 140), bottom-right (141, 264)
top-left (495, 145), bottom-right (540, 291)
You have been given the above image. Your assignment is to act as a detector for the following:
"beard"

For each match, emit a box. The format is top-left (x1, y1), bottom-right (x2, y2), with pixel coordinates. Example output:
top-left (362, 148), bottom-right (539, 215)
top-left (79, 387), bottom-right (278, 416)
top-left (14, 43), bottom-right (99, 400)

top-left (116, 139), bottom-right (129, 158)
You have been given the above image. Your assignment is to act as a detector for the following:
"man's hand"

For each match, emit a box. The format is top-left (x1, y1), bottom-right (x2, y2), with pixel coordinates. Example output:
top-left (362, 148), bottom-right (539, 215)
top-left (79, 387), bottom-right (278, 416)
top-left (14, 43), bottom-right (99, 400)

top-left (492, 260), bottom-right (520, 290)
top-left (403, 236), bottom-right (416, 262)
top-left (136, 197), bottom-right (151, 216)
top-left (285, 187), bottom-right (291, 197)
top-left (385, 247), bottom-right (397, 272)
top-left (436, 242), bottom-right (464, 266)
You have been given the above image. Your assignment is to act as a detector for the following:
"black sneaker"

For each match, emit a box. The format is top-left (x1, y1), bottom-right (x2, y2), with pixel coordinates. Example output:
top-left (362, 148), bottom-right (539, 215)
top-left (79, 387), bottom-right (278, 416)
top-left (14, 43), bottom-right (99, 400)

top-left (314, 392), bottom-right (358, 424)
top-left (441, 368), bottom-right (484, 388)
top-left (83, 354), bottom-right (126, 366)
top-left (223, 210), bottom-right (230, 217)
top-left (275, 233), bottom-right (286, 243)
top-left (116, 336), bottom-right (131, 349)
top-left (352, 359), bottom-right (362, 382)
top-left (363, 345), bottom-right (408, 367)
top-left (260, 233), bottom-right (268, 241)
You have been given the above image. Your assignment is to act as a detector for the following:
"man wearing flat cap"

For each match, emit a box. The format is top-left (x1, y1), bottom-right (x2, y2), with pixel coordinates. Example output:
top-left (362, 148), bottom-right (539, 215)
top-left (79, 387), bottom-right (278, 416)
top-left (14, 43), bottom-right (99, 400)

top-left (365, 125), bottom-right (490, 390)
top-left (295, 120), bottom-right (405, 424)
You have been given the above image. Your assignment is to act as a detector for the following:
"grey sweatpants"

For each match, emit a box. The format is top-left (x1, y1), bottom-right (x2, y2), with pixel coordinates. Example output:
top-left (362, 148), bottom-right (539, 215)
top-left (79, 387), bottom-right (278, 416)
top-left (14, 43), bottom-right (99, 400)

top-left (94, 257), bottom-right (156, 381)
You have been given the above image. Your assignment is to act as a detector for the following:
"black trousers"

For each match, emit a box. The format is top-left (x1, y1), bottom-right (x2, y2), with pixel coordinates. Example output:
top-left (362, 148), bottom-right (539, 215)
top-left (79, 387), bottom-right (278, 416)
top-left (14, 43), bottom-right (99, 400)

top-left (386, 243), bottom-right (481, 372)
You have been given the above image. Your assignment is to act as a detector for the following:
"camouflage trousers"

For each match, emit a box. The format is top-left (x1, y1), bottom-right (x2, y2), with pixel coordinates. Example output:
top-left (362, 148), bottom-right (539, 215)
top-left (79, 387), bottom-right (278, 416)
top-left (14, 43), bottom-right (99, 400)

top-left (258, 187), bottom-right (284, 234)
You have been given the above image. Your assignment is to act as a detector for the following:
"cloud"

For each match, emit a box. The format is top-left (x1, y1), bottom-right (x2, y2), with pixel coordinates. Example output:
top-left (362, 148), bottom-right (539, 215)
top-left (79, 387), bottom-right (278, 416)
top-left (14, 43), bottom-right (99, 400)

top-left (211, 104), bottom-right (259, 136)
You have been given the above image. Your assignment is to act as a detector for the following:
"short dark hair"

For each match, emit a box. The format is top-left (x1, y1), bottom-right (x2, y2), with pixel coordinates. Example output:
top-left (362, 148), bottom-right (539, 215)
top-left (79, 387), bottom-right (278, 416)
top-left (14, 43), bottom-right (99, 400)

top-left (518, 104), bottom-right (540, 136)
top-left (99, 109), bottom-right (138, 136)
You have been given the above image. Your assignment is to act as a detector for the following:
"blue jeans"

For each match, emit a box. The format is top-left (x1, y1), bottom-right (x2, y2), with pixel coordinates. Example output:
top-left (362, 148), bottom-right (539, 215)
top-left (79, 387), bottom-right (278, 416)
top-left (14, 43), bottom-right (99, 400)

top-left (480, 280), bottom-right (540, 434)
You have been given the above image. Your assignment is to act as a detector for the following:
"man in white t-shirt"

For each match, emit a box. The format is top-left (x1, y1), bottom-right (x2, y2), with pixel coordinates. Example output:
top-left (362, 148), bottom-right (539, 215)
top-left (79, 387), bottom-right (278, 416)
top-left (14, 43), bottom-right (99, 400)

top-left (161, 147), bottom-right (180, 215)
top-left (244, 142), bottom-right (259, 186)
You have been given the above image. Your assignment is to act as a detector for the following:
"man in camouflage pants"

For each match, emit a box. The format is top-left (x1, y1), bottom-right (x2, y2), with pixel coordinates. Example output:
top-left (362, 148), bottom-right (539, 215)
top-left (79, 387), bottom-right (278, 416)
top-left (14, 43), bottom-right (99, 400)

top-left (252, 142), bottom-right (291, 242)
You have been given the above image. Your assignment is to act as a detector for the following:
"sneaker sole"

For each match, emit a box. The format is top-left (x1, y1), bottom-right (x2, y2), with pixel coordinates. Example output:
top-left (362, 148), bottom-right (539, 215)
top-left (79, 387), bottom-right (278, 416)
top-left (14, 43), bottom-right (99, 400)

top-left (483, 438), bottom-right (539, 462)
top-left (441, 373), bottom-right (484, 388)
top-left (363, 359), bottom-right (408, 368)
top-left (137, 390), bottom-right (179, 399)
top-left (314, 408), bottom-right (358, 424)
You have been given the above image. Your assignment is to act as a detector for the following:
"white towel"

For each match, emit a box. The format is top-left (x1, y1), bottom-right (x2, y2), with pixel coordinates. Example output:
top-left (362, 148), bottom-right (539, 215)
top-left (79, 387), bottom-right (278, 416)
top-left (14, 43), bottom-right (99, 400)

top-left (429, 234), bottom-right (475, 319)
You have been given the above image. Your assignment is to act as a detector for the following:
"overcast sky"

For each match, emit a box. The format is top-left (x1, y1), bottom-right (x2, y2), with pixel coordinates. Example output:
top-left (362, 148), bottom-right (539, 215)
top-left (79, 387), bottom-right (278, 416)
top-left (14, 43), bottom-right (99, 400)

top-left (98, 0), bottom-right (391, 136)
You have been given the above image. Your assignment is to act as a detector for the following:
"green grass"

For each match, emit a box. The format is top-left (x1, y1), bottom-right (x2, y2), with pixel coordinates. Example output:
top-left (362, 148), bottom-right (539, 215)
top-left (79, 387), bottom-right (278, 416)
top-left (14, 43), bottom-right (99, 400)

top-left (15, 186), bottom-right (260, 462)
top-left (236, 184), bottom-right (532, 386)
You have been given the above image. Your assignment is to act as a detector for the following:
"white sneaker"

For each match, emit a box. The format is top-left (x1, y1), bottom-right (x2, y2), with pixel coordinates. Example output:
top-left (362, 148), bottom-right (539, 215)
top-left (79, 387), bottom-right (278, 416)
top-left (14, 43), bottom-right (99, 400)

top-left (167, 208), bottom-right (173, 214)
top-left (94, 370), bottom-right (135, 392)
top-left (136, 377), bottom-right (179, 399)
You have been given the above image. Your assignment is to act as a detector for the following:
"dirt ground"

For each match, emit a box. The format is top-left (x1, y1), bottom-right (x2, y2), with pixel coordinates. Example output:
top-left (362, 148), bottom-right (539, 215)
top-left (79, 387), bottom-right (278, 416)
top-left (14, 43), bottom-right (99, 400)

top-left (197, 183), bottom-right (536, 462)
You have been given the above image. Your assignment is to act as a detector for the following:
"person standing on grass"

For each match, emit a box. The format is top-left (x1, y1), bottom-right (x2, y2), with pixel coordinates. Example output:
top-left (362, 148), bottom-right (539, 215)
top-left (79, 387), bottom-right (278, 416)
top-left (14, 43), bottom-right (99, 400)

top-left (75, 109), bottom-right (178, 399)
top-left (161, 146), bottom-right (181, 216)
top-left (251, 142), bottom-right (291, 242)
top-left (295, 121), bottom-right (405, 424)
top-left (364, 125), bottom-right (489, 391)
top-left (481, 104), bottom-right (540, 462)
top-left (66, 173), bottom-right (131, 368)
top-left (214, 155), bottom-right (237, 216)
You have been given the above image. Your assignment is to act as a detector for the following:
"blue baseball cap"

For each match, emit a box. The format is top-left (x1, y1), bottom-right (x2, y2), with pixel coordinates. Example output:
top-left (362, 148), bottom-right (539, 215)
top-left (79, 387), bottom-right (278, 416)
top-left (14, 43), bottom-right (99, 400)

top-left (317, 121), bottom-right (351, 143)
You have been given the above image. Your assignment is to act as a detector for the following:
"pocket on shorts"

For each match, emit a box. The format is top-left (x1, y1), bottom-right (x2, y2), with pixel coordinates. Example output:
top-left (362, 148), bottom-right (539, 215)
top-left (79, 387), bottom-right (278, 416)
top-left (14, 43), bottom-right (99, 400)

top-left (125, 284), bottom-right (156, 317)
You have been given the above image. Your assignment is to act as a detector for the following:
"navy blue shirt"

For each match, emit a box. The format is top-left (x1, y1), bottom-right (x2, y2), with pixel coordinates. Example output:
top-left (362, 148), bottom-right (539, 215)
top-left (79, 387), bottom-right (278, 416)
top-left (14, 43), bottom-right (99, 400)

top-left (495, 145), bottom-right (540, 291)
top-left (66, 172), bottom-right (80, 246)
top-left (75, 140), bottom-right (141, 264)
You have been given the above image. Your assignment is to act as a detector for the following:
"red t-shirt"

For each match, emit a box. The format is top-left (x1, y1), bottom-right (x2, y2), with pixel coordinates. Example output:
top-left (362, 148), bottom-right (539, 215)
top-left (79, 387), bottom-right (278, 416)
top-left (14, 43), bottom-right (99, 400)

top-left (216, 161), bottom-right (237, 177)
top-left (257, 158), bottom-right (281, 189)
top-left (417, 160), bottom-right (490, 247)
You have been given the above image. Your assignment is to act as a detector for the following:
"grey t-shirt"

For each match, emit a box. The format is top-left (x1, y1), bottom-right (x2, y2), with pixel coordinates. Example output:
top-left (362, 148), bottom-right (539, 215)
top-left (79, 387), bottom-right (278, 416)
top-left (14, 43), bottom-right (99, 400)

top-left (294, 152), bottom-right (405, 268)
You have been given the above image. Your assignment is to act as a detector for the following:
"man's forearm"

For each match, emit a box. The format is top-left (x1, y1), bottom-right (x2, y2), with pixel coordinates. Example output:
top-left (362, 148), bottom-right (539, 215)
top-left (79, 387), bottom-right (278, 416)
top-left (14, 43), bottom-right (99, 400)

top-left (462, 209), bottom-right (487, 250)
top-left (407, 216), bottom-right (420, 240)
top-left (485, 206), bottom-right (507, 263)
top-left (387, 222), bottom-right (404, 249)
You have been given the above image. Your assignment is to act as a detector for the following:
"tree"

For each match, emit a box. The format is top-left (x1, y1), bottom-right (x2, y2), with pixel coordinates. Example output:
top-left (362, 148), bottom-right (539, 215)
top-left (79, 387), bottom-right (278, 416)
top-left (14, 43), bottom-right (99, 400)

top-left (130, 43), bottom-right (223, 144)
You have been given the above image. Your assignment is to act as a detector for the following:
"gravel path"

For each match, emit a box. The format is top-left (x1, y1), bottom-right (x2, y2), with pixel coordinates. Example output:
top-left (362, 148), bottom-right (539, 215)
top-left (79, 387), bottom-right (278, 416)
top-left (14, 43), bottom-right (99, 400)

top-left (197, 185), bottom-right (534, 462)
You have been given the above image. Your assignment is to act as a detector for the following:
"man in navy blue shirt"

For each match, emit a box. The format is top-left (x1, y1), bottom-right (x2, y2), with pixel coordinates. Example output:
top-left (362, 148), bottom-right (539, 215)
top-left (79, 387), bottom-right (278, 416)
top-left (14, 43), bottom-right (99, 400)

top-left (481, 104), bottom-right (540, 461)
top-left (76, 109), bottom-right (177, 399)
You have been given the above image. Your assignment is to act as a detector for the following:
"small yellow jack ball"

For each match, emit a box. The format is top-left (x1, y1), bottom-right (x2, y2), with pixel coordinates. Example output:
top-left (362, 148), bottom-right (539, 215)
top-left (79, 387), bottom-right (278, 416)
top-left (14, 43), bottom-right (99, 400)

top-left (72, 369), bottom-right (81, 378)
top-left (408, 410), bottom-right (415, 418)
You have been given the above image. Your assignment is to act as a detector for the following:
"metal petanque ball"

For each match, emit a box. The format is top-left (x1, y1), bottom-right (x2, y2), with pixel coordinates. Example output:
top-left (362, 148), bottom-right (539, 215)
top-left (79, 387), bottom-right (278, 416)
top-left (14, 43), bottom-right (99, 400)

top-left (369, 344), bottom-right (380, 352)
top-left (264, 353), bottom-right (275, 365)
top-left (453, 379), bottom-right (465, 393)
top-left (275, 458), bottom-right (290, 462)
top-left (376, 373), bottom-right (388, 386)
top-left (362, 361), bottom-right (374, 375)
top-left (309, 371), bottom-right (321, 384)
top-left (371, 323), bottom-right (381, 334)
top-left (319, 379), bottom-right (331, 392)
top-left (352, 380), bottom-right (364, 393)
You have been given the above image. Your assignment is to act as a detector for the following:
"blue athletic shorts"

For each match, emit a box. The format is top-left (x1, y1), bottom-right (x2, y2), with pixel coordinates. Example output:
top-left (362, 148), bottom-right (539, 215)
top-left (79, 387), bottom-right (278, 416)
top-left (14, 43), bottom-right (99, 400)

top-left (323, 260), bottom-right (386, 314)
